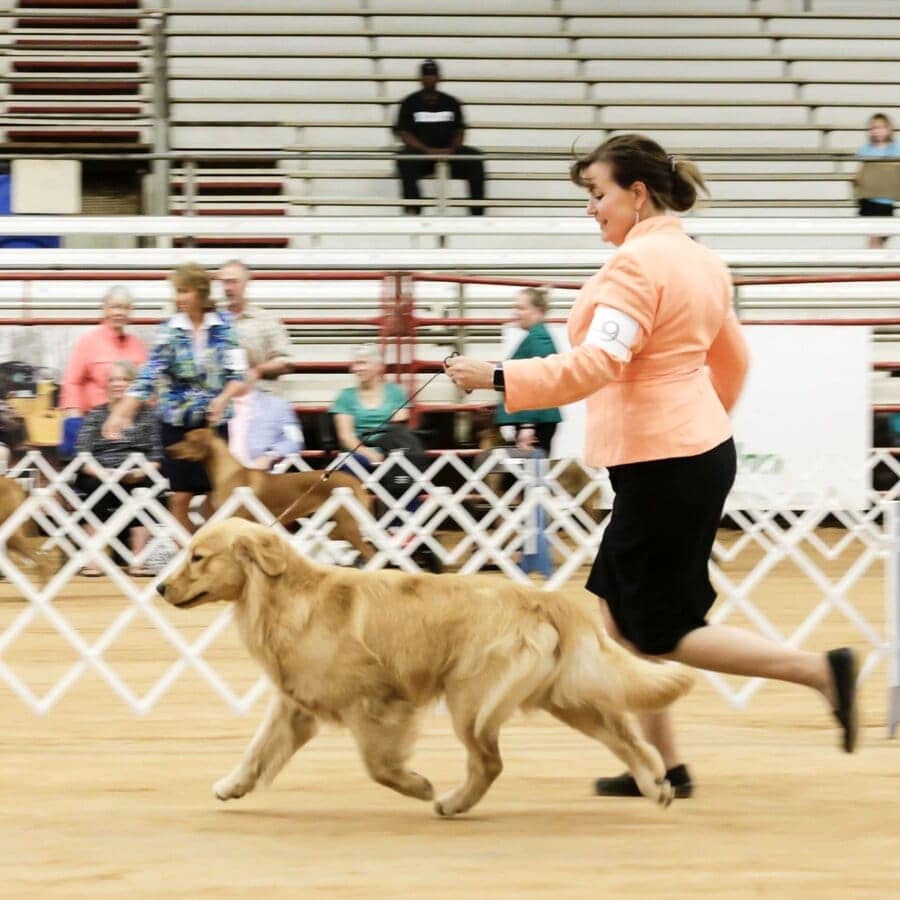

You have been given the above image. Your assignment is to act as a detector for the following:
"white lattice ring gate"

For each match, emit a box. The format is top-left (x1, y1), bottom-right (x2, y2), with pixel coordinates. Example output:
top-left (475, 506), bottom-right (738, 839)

top-left (0, 448), bottom-right (897, 725)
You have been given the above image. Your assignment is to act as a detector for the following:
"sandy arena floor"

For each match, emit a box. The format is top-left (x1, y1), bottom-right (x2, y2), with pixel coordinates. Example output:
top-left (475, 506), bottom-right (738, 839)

top-left (2, 540), bottom-right (899, 899)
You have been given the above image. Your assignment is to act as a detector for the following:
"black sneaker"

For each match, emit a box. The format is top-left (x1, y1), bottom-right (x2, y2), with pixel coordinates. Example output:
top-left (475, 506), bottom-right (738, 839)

top-left (594, 764), bottom-right (694, 799)
top-left (827, 647), bottom-right (859, 753)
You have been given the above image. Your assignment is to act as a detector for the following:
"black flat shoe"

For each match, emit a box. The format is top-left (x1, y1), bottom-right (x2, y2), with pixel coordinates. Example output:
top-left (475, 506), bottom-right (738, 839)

top-left (827, 647), bottom-right (859, 753)
top-left (594, 763), bottom-right (693, 799)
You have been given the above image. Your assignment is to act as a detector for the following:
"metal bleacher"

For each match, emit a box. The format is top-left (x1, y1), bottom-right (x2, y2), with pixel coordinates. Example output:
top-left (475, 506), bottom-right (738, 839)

top-left (0, 0), bottom-right (153, 152)
top-left (157, 0), bottom-right (900, 225)
top-left (4, 2), bottom-right (898, 230)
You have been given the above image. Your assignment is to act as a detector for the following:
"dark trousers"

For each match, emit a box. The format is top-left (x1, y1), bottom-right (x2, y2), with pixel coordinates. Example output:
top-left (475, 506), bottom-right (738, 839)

top-left (396, 146), bottom-right (486, 215)
top-left (75, 473), bottom-right (155, 551)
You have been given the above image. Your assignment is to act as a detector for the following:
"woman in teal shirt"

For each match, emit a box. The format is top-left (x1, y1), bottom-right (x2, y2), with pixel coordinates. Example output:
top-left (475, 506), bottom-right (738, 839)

top-left (331, 345), bottom-right (441, 571)
top-left (331, 344), bottom-right (410, 464)
top-left (495, 287), bottom-right (562, 456)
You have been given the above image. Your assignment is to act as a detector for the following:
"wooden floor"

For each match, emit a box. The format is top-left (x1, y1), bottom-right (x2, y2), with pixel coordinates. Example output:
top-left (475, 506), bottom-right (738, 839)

top-left (2, 544), bottom-right (899, 899)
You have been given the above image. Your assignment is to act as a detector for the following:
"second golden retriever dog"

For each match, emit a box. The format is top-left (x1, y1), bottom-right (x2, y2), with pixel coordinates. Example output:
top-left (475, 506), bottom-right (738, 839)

top-left (167, 427), bottom-right (373, 562)
top-left (0, 475), bottom-right (55, 585)
top-left (160, 518), bottom-right (694, 816)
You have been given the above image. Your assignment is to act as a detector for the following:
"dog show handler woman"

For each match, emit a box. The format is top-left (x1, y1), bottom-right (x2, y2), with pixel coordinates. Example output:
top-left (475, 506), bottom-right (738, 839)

top-left (445, 133), bottom-right (859, 799)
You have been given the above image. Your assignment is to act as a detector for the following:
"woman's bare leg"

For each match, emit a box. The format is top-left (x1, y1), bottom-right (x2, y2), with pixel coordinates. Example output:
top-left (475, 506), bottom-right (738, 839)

top-left (668, 625), bottom-right (831, 700)
top-left (596, 598), bottom-right (683, 769)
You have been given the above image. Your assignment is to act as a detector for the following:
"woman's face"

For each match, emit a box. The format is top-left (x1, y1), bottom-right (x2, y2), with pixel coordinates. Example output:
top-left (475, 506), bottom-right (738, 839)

top-left (104, 297), bottom-right (131, 331)
top-left (107, 366), bottom-right (131, 403)
top-left (869, 118), bottom-right (892, 144)
top-left (175, 286), bottom-right (203, 316)
top-left (351, 355), bottom-right (382, 385)
top-left (513, 293), bottom-right (542, 330)
top-left (582, 160), bottom-right (641, 247)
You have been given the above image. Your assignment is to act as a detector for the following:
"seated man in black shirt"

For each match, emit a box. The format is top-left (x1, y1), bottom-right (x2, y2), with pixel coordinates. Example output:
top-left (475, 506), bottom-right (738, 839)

top-left (394, 59), bottom-right (486, 216)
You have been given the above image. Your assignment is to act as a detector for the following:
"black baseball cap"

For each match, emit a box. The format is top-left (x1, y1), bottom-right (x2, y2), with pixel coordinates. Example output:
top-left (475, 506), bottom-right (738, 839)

top-left (420, 59), bottom-right (440, 75)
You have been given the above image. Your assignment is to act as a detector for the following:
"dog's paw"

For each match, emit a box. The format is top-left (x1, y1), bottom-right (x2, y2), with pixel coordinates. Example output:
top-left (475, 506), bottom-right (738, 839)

top-left (434, 789), bottom-right (465, 818)
top-left (653, 777), bottom-right (674, 809)
top-left (213, 775), bottom-right (251, 802)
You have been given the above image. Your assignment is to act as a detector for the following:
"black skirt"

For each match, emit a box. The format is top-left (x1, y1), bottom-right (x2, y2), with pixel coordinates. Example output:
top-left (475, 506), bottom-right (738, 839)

top-left (161, 422), bottom-right (228, 494)
top-left (586, 437), bottom-right (736, 656)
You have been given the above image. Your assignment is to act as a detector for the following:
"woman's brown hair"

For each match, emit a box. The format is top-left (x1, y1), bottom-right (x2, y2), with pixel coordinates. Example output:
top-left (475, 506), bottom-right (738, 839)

top-left (570, 133), bottom-right (708, 213)
top-left (170, 262), bottom-right (213, 310)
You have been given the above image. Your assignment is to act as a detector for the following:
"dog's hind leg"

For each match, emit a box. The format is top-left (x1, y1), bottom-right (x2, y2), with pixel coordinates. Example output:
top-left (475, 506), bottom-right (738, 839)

top-left (343, 696), bottom-right (433, 801)
top-left (545, 704), bottom-right (673, 807)
top-left (332, 509), bottom-right (373, 563)
top-left (434, 684), bottom-right (504, 818)
top-left (436, 637), bottom-right (556, 818)
top-left (213, 693), bottom-right (318, 802)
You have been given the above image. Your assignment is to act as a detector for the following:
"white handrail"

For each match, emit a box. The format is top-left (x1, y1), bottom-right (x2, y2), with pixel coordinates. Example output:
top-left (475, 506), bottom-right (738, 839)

top-left (2, 215), bottom-right (900, 237)
top-left (2, 248), bottom-right (900, 270)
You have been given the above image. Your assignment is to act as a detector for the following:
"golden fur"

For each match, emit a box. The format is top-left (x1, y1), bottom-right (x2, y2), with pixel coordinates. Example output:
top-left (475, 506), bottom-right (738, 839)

top-left (161, 518), bottom-right (693, 816)
top-left (0, 476), bottom-right (55, 585)
top-left (167, 428), bottom-right (373, 562)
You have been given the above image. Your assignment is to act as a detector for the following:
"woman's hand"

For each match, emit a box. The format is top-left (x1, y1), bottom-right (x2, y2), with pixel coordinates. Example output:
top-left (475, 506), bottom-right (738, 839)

top-left (207, 394), bottom-right (228, 427)
top-left (516, 426), bottom-right (537, 452)
top-left (444, 356), bottom-right (494, 392)
top-left (360, 446), bottom-right (384, 465)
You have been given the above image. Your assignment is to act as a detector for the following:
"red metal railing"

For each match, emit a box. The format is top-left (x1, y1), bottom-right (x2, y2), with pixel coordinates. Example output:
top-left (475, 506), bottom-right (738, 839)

top-left (1, 268), bottom-right (900, 425)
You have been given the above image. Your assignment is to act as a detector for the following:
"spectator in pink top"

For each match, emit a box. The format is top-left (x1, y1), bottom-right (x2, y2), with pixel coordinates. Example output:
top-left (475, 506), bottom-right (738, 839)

top-left (446, 134), bottom-right (858, 800)
top-left (59, 286), bottom-right (148, 415)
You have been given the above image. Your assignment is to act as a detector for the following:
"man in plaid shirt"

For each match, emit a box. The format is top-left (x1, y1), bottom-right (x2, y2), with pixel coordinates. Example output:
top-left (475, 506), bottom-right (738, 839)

top-left (218, 260), bottom-right (294, 387)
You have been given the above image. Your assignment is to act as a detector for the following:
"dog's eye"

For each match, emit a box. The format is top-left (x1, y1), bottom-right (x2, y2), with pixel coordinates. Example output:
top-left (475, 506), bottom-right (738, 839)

top-left (191, 553), bottom-right (203, 563)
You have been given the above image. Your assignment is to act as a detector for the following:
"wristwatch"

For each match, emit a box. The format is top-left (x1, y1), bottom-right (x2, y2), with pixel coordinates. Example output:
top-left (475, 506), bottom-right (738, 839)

top-left (493, 362), bottom-right (506, 391)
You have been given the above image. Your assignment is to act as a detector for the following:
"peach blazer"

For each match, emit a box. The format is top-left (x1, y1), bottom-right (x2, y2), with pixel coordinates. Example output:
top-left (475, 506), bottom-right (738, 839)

top-left (504, 215), bottom-right (749, 467)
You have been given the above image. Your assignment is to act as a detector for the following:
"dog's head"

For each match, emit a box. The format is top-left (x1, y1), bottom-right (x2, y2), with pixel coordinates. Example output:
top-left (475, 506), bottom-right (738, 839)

top-left (167, 427), bottom-right (218, 462)
top-left (158, 518), bottom-right (289, 609)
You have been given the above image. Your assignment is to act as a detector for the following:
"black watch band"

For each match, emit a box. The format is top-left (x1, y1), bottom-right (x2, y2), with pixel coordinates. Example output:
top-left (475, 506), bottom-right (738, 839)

top-left (493, 362), bottom-right (505, 391)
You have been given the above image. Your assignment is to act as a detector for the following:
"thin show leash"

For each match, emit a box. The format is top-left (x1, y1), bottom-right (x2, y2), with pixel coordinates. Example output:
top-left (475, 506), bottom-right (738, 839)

top-left (271, 352), bottom-right (461, 527)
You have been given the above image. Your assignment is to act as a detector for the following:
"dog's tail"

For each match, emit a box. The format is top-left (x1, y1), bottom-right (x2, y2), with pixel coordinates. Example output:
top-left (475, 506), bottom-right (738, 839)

top-left (550, 607), bottom-right (693, 713)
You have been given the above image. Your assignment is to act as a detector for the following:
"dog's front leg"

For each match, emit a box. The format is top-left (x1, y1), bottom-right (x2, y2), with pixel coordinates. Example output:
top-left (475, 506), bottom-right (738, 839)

top-left (214, 693), bottom-right (318, 801)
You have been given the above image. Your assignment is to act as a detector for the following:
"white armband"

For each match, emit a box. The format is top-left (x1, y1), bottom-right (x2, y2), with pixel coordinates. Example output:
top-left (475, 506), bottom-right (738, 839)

top-left (584, 305), bottom-right (641, 362)
top-left (226, 347), bottom-right (249, 372)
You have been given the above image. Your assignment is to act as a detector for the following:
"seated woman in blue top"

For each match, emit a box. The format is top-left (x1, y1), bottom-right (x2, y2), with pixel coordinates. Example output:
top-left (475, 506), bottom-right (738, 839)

top-left (103, 263), bottom-right (245, 533)
top-left (856, 112), bottom-right (900, 249)
top-left (331, 344), bottom-right (412, 467)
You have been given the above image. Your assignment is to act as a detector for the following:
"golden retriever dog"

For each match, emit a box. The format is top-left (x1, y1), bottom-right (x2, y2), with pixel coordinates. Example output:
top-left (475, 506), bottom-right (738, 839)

top-left (0, 475), bottom-right (55, 585)
top-left (167, 427), bottom-right (373, 563)
top-left (160, 518), bottom-right (694, 816)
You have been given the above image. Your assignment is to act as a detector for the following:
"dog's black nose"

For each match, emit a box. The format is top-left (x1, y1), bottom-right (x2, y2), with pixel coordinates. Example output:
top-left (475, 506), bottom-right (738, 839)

top-left (156, 582), bottom-right (166, 597)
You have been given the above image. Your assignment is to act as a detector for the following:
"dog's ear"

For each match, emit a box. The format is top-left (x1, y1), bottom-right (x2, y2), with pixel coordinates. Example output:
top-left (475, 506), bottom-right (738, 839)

top-left (233, 531), bottom-right (288, 577)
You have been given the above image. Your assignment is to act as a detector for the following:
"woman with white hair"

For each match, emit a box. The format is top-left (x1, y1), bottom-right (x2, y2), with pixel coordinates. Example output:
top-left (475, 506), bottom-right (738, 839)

top-left (331, 344), bottom-right (411, 464)
top-left (74, 359), bottom-right (162, 577)
top-left (331, 344), bottom-right (440, 572)
top-left (60, 285), bottom-right (147, 415)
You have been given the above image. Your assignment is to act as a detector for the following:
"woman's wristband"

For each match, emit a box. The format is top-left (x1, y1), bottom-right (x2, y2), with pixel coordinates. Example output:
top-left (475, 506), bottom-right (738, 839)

top-left (493, 362), bottom-right (505, 391)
